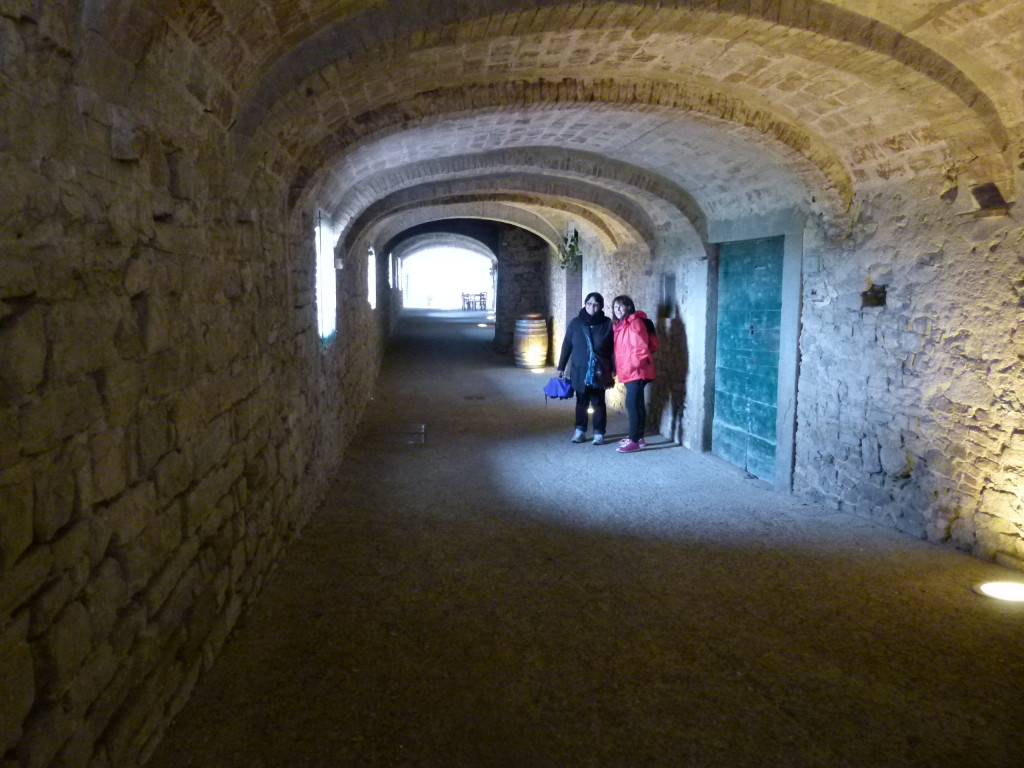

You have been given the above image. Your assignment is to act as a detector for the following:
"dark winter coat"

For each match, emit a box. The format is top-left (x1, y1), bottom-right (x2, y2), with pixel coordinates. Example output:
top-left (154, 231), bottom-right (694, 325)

top-left (557, 308), bottom-right (614, 390)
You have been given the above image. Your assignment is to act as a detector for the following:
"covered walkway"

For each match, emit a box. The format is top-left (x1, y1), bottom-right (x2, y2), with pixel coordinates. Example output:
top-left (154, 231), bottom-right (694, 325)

top-left (148, 312), bottom-right (1024, 768)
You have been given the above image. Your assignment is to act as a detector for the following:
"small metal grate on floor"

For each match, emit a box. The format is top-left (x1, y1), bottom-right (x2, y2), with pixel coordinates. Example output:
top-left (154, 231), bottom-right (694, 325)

top-left (366, 423), bottom-right (426, 445)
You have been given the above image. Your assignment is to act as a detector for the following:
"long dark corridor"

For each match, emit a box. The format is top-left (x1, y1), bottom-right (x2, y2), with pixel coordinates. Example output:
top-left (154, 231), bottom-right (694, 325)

top-left (148, 312), bottom-right (1024, 768)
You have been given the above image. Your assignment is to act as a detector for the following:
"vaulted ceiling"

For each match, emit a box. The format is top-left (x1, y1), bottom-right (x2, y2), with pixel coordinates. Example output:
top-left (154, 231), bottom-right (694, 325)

top-left (83, 0), bottom-right (1023, 254)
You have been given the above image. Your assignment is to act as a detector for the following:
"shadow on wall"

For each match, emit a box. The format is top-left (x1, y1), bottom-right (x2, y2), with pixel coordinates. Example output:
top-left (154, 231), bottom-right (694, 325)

top-left (649, 314), bottom-right (688, 444)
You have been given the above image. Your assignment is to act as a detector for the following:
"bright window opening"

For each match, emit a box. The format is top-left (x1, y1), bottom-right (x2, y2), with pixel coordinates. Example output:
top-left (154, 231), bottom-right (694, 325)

top-left (315, 214), bottom-right (337, 341)
top-left (367, 247), bottom-right (377, 310)
top-left (401, 247), bottom-right (493, 309)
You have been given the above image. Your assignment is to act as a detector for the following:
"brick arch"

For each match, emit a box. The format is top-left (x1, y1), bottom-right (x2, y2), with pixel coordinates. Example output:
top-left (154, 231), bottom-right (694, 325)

top-left (75, 2), bottom-right (1017, 205)
top-left (391, 233), bottom-right (497, 264)
top-left (224, 4), bottom-right (1014, 205)
top-left (229, 0), bottom-right (1009, 156)
top-left (282, 78), bottom-right (851, 218)
top-left (315, 146), bottom-right (710, 244)
top-left (346, 192), bottom-right (642, 263)
top-left (345, 201), bottom-right (624, 268)
top-left (337, 172), bottom-right (666, 256)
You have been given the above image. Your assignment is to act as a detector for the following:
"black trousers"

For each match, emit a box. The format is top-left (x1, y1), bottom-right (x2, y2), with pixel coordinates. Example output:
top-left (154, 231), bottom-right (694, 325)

top-left (574, 386), bottom-right (607, 434)
top-left (625, 379), bottom-right (649, 441)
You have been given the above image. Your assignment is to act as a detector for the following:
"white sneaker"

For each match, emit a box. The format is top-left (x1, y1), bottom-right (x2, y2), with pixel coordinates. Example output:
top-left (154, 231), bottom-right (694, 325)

top-left (571, 429), bottom-right (586, 443)
top-left (593, 433), bottom-right (605, 445)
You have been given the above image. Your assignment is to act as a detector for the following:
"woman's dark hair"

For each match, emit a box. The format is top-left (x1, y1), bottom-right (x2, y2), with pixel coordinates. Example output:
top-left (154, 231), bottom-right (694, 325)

top-left (612, 295), bottom-right (635, 315)
top-left (583, 292), bottom-right (604, 310)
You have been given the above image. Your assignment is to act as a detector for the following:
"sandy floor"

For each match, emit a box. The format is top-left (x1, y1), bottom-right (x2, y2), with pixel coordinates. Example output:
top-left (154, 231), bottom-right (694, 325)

top-left (147, 311), bottom-right (1024, 768)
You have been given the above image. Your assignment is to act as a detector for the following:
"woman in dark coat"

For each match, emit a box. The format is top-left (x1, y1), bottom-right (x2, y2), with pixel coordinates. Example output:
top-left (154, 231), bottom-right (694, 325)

top-left (556, 292), bottom-right (614, 444)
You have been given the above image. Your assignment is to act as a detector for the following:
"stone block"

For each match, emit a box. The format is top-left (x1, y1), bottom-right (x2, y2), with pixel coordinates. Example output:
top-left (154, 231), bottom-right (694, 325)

top-left (880, 443), bottom-right (908, 476)
top-left (185, 456), bottom-right (243, 534)
top-left (142, 534), bottom-right (199, 617)
top-left (145, 346), bottom-right (196, 399)
top-left (135, 502), bottom-right (185, 584)
top-left (136, 403), bottom-right (171, 477)
top-left (29, 572), bottom-right (76, 638)
top-left (33, 453), bottom-right (76, 543)
top-left (80, 663), bottom-right (134, 764)
top-left (35, 0), bottom-right (73, 52)
top-left (974, 527), bottom-right (1008, 560)
top-left (14, 700), bottom-right (74, 768)
top-left (860, 434), bottom-right (882, 474)
top-left (134, 293), bottom-right (173, 355)
top-left (0, 545), bottom-right (52, 617)
top-left (867, 262), bottom-right (893, 284)
top-left (154, 449), bottom-right (192, 499)
top-left (0, 14), bottom-right (26, 73)
top-left (82, 558), bottom-right (128, 642)
top-left (107, 537), bottom-right (150, 596)
top-left (110, 106), bottom-right (146, 161)
top-left (193, 412), bottom-right (233, 476)
top-left (975, 508), bottom-right (1021, 536)
top-left (0, 306), bottom-right (46, 397)
top-left (0, 466), bottom-right (33, 567)
top-left (76, 37), bottom-right (136, 103)
top-left (109, 601), bottom-right (145, 656)
top-left (20, 379), bottom-right (105, 455)
top-left (90, 427), bottom-right (127, 502)
top-left (63, 644), bottom-right (116, 720)
top-left (50, 519), bottom-right (93, 576)
top-left (96, 361), bottom-right (143, 428)
top-left (38, 601), bottom-right (92, 695)
top-left (0, 616), bottom-right (34, 755)
top-left (165, 150), bottom-right (195, 200)
top-left (45, 300), bottom-right (119, 382)
top-left (0, 253), bottom-right (34, 303)
top-left (52, 720), bottom-right (96, 768)
top-left (99, 481), bottom-right (157, 548)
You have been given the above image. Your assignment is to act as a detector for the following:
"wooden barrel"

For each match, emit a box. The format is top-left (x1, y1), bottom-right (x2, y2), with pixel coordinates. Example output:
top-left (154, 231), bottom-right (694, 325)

top-left (513, 314), bottom-right (548, 368)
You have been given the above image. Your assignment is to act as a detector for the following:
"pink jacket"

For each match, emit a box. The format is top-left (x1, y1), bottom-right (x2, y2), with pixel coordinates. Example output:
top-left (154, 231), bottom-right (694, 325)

top-left (614, 311), bottom-right (658, 382)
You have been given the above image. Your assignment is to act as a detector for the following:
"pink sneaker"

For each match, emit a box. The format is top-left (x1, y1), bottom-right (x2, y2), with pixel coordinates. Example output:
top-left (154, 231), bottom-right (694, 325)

top-left (617, 438), bottom-right (646, 447)
top-left (617, 440), bottom-right (641, 453)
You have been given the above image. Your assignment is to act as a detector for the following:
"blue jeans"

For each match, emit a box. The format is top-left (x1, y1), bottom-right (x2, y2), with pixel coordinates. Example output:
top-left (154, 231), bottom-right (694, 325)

top-left (575, 386), bottom-right (607, 434)
top-left (624, 379), bottom-right (649, 441)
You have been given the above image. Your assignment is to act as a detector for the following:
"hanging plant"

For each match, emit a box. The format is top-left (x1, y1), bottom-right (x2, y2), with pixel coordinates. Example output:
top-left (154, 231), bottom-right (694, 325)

top-left (558, 229), bottom-right (582, 273)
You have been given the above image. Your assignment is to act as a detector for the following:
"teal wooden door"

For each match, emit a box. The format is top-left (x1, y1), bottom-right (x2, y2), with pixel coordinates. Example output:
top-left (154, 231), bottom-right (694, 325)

top-left (712, 237), bottom-right (784, 481)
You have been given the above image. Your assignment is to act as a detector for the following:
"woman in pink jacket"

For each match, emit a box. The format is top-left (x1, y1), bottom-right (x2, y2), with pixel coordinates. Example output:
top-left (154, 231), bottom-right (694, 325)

top-left (612, 295), bottom-right (658, 453)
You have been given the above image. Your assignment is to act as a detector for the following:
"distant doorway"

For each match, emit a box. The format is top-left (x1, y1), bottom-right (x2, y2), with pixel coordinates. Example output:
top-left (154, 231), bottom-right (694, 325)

top-left (402, 247), bottom-right (494, 310)
top-left (711, 236), bottom-right (785, 482)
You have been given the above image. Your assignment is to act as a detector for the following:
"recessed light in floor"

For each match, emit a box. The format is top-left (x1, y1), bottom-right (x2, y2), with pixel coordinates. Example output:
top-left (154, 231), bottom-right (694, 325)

top-left (973, 581), bottom-right (1024, 601)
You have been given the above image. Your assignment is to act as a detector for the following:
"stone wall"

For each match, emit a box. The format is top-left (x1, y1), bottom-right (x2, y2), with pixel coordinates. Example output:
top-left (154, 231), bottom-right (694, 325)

top-left (0, 10), bottom-right (381, 766)
top-left (795, 182), bottom-right (1024, 569)
top-left (494, 227), bottom-right (549, 354)
top-left (547, 236), bottom-right (587, 371)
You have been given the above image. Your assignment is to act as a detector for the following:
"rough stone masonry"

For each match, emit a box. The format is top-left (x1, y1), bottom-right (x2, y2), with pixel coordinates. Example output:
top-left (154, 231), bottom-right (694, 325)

top-left (1, 2), bottom-right (1023, 766)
